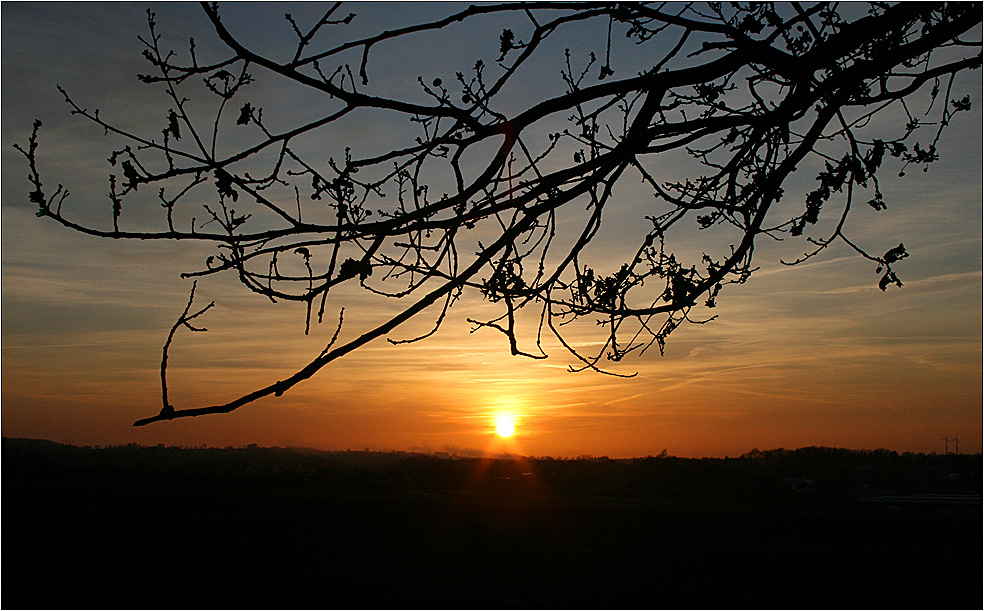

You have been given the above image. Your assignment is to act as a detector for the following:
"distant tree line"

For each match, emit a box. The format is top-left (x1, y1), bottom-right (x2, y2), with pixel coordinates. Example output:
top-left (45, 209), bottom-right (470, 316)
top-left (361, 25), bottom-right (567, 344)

top-left (5, 438), bottom-right (979, 506)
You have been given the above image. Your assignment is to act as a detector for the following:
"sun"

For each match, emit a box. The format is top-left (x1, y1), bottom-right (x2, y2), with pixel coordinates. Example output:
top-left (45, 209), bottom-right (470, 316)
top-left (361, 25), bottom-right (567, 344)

top-left (495, 415), bottom-right (515, 438)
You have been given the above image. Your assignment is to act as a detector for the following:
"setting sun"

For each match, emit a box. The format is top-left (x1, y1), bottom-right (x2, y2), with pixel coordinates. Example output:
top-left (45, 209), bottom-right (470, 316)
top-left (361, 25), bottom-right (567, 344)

top-left (495, 415), bottom-right (515, 438)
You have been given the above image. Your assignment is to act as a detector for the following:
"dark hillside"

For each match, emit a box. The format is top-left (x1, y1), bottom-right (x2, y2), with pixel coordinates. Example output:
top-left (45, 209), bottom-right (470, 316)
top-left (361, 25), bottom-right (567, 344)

top-left (4, 439), bottom-right (980, 608)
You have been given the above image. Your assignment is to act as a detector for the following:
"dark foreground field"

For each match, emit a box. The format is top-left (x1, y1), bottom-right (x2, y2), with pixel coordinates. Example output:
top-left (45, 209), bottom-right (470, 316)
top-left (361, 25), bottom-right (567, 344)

top-left (4, 439), bottom-right (981, 609)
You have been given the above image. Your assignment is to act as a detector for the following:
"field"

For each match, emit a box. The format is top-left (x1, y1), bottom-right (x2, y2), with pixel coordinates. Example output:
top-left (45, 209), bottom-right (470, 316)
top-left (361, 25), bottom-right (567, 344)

top-left (4, 439), bottom-right (981, 608)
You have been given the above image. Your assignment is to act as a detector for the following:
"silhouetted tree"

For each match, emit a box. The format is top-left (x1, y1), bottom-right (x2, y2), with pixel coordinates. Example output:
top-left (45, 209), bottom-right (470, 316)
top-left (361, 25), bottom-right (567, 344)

top-left (16, 3), bottom-right (981, 425)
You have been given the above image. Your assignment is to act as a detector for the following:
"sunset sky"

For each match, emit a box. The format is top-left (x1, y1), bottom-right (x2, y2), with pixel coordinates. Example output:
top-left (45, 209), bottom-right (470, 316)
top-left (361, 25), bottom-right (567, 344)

top-left (3, 2), bottom-right (981, 458)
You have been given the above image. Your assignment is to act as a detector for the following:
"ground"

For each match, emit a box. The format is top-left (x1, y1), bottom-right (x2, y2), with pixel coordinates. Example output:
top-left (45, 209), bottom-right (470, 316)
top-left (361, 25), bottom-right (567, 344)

top-left (4, 439), bottom-right (981, 608)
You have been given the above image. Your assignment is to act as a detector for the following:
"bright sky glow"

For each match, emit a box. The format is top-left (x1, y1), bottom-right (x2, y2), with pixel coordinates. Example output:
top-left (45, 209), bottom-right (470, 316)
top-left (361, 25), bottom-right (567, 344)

top-left (495, 415), bottom-right (516, 438)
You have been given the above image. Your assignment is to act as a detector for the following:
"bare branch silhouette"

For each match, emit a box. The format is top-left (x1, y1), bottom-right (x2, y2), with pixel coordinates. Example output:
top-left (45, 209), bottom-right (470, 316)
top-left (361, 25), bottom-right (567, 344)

top-left (15, 2), bottom-right (981, 425)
